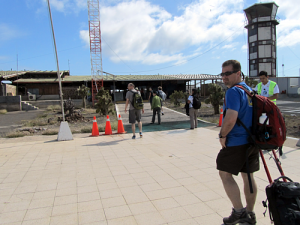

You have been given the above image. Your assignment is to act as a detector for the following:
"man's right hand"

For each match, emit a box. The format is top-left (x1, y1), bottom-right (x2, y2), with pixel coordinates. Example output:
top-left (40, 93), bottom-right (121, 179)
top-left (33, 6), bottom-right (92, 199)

top-left (142, 109), bottom-right (144, 114)
top-left (125, 109), bottom-right (127, 113)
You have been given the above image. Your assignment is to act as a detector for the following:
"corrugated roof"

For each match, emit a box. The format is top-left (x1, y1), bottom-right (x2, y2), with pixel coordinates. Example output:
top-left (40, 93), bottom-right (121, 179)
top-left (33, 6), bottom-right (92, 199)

top-left (13, 74), bottom-right (221, 83)
top-left (0, 70), bottom-right (69, 79)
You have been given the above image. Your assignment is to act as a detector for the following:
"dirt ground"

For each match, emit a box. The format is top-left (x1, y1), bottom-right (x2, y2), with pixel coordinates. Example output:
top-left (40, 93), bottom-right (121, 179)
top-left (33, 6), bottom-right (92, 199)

top-left (0, 100), bottom-right (299, 138)
top-left (0, 106), bottom-right (118, 138)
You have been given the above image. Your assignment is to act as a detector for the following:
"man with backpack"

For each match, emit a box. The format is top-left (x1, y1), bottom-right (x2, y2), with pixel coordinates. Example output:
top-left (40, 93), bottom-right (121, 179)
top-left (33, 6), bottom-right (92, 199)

top-left (125, 83), bottom-right (144, 139)
top-left (157, 86), bottom-right (166, 115)
top-left (150, 91), bottom-right (162, 125)
top-left (187, 89), bottom-right (201, 129)
top-left (217, 60), bottom-right (258, 225)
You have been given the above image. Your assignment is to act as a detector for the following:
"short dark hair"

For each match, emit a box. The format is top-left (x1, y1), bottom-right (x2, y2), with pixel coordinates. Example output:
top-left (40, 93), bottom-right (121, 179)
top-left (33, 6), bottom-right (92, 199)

top-left (259, 71), bottom-right (268, 77)
top-left (158, 86), bottom-right (162, 90)
top-left (222, 60), bottom-right (241, 72)
top-left (192, 89), bottom-right (198, 95)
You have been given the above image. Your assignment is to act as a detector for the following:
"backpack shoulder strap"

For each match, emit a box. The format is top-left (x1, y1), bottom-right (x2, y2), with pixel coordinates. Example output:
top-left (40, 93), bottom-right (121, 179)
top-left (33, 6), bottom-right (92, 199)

top-left (234, 85), bottom-right (253, 98)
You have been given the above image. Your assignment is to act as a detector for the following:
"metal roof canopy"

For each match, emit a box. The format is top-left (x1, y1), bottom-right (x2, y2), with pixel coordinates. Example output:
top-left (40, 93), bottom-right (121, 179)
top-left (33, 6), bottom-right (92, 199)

top-left (0, 70), bottom-right (69, 79)
top-left (13, 74), bottom-right (222, 83)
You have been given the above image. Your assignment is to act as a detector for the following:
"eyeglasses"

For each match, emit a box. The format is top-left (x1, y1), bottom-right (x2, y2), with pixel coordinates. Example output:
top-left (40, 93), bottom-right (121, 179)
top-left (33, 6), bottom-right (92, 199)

top-left (219, 70), bottom-right (239, 77)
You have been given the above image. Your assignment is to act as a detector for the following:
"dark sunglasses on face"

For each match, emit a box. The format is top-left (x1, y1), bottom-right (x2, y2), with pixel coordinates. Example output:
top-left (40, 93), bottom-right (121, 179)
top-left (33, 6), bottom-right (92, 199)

top-left (220, 70), bottom-right (239, 77)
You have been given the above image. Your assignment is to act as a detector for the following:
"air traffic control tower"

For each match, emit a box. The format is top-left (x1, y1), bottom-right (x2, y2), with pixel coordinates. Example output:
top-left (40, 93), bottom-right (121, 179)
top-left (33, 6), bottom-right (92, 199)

top-left (244, 2), bottom-right (279, 77)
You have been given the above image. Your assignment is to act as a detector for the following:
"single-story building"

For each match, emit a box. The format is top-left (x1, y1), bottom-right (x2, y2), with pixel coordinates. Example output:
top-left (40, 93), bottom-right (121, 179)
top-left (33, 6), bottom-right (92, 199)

top-left (1, 70), bottom-right (222, 101)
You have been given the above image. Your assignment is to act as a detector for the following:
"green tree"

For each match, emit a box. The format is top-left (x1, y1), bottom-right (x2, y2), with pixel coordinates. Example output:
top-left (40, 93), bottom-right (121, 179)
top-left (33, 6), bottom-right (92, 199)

top-left (95, 87), bottom-right (114, 116)
top-left (204, 83), bottom-right (225, 114)
top-left (170, 90), bottom-right (185, 106)
top-left (245, 76), bottom-right (258, 88)
top-left (77, 84), bottom-right (90, 108)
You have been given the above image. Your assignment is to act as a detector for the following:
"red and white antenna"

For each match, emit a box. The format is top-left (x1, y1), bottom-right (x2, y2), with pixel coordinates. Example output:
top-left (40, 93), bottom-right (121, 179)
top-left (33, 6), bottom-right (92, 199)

top-left (87, 0), bottom-right (103, 104)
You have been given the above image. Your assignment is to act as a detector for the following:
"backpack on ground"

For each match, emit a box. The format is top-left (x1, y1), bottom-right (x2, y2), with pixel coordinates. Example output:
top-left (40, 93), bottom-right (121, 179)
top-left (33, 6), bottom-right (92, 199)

top-left (192, 95), bottom-right (201, 109)
top-left (264, 176), bottom-right (300, 225)
top-left (235, 85), bottom-right (286, 151)
top-left (130, 91), bottom-right (144, 110)
top-left (158, 90), bottom-right (167, 101)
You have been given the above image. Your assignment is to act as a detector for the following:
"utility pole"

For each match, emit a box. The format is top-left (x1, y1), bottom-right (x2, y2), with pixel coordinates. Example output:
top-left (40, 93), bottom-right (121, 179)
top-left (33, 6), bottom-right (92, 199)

top-left (47, 0), bottom-right (73, 141)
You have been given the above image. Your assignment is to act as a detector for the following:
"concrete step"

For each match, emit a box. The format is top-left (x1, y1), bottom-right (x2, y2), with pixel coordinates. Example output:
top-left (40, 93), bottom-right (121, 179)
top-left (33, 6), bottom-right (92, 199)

top-left (22, 101), bottom-right (39, 111)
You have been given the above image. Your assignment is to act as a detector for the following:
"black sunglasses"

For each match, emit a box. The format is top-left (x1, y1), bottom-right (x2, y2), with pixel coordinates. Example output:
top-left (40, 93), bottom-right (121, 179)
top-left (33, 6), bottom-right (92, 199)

top-left (219, 70), bottom-right (239, 77)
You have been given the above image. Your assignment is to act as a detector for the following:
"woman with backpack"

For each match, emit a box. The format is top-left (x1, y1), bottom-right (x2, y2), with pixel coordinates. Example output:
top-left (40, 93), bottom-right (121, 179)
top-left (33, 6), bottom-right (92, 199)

top-left (187, 89), bottom-right (201, 129)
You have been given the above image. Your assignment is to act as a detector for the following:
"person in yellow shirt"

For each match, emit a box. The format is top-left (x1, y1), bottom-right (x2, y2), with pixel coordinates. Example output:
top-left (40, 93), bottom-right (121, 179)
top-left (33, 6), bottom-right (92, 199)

top-left (254, 71), bottom-right (279, 105)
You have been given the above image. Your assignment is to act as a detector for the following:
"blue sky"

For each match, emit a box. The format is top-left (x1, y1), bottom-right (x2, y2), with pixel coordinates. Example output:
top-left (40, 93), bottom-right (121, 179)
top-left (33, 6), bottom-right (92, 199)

top-left (1, 0), bottom-right (300, 77)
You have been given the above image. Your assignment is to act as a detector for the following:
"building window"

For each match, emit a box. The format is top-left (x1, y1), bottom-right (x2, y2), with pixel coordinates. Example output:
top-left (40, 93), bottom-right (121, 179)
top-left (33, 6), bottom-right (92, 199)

top-left (250, 46), bottom-right (258, 53)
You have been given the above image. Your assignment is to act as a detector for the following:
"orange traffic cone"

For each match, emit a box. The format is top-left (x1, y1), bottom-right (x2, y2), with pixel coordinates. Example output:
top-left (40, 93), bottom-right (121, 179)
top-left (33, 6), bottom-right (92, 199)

top-left (218, 108), bottom-right (223, 127)
top-left (117, 114), bottom-right (126, 134)
top-left (91, 116), bottom-right (99, 136)
top-left (104, 115), bottom-right (112, 135)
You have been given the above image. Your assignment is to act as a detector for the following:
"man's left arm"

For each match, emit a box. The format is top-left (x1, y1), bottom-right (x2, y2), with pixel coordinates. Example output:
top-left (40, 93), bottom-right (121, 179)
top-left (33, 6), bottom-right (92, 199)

top-left (267, 93), bottom-right (278, 100)
top-left (125, 99), bottom-right (129, 113)
top-left (219, 109), bottom-right (238, 148)
top-left (268, 84), bottom-right (279, 100)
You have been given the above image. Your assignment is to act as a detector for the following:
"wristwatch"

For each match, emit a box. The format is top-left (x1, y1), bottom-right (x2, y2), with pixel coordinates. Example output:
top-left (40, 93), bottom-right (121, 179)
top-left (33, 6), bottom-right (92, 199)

top-left (219, 133), bottom-right (226, 138)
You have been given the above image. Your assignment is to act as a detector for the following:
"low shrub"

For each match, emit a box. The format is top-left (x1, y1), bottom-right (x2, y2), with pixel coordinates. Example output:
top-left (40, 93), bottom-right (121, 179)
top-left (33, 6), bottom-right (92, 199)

top-left (6, 132), bottom-right (26, 138)
top-left (0, 109), bottom-right (7, 114)
top-left (46, 105), bottom-right (61, 111)
top-left (42, 130), bottom-right (58, 135)
top-left (81, 127), bottom-right (92, 133)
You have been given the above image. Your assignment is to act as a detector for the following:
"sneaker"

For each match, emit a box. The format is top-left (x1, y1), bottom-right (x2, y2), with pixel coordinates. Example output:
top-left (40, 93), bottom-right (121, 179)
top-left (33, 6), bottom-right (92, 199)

top-left (246, 211), bottom-right (257, 224)
top-left (223, 208), bottom-right (249, 225)
top-left (162, 112), bottom-right (164, 115)
top-left (140, 132), bottom-right (143, 138)
top-left (132, 135), bottom-right (136, 139)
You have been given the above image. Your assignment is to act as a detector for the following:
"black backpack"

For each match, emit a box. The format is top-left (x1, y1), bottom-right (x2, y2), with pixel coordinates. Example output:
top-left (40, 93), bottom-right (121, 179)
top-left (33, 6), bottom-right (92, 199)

top-left (130, 91), bottom-right (143, 110)
top-left (264, 176), bottom-right (300, 225)
top-left (193, 95), bottom-right (201, 109)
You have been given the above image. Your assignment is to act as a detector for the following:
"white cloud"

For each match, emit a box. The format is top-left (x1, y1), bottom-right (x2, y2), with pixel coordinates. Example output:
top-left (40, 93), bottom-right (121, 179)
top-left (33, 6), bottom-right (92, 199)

top-left (0, 56), bottom-right (9, 61)
top-left (0, 23), bottom-right (18, 42)
top-left (80, 0), bottom-right (245, 65)
top-left (222, 43), bottom-right (238, 50)
top-left (241, 44), bottom-right (247, 52)
top-left (268, 0), bottom-right (300, 47)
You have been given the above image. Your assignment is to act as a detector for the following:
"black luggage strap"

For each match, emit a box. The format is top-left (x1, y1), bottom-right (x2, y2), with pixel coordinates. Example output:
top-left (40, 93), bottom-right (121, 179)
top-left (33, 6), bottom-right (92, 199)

top-left (246, 145), bottom-right (254, 194)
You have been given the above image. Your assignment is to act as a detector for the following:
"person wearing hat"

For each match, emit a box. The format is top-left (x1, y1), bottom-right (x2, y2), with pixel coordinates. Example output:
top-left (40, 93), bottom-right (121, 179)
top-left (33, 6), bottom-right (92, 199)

top-left (254, 71), bottom-right (279, 105)
top-left (150, 91), bottom-right (162, 125)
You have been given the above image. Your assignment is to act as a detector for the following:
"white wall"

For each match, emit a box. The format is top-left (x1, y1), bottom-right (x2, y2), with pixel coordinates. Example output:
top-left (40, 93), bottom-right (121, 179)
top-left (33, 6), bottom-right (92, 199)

top-left (269, 77), bottom-right (300, 96)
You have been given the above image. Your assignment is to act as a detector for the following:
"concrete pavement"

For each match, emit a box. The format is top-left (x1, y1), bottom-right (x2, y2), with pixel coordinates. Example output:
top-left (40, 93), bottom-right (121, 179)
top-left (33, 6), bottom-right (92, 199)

top-left (1, 124), bottom-right (300, 224)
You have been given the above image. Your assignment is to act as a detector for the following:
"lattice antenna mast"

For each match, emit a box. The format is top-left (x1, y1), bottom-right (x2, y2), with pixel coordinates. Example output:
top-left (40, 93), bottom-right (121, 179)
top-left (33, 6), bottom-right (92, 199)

top-left (87, 0), bottom-right (103, 84)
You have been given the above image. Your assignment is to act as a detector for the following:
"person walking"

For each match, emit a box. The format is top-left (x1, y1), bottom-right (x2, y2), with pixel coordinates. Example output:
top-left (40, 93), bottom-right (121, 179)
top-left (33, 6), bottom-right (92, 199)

top-left (187, 89), bottom-right (199, 129)
top-left (157, 86), bottom-right (166, 115)
top-left (150, 91), bottom-right (162, 125)
top-left (217, 60), bottom-right (258, 225)
top-left (148, 87), bottom-right (153, 108)
top-left (125, 83), bottom-right (144, 139)
top-left (255, 71), bottom-right (279, 105)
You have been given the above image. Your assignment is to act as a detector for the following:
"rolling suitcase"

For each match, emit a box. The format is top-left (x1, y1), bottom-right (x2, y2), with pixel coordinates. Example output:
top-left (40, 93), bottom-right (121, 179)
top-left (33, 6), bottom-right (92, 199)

top-left (260, 149), bottom-right (300, 225)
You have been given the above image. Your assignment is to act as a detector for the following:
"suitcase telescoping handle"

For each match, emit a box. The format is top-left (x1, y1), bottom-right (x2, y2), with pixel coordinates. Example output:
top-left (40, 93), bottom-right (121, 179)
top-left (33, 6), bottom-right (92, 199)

top-left (274, 176), bottom-right (293, 183)
top-left (259, 150), bottom-right (273, 184)
top-left (259, 149), bottom-right (287, 184)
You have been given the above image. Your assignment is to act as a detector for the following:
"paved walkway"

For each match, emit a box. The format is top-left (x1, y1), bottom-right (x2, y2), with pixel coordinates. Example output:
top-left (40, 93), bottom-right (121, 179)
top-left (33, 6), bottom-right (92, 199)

top-left (117, 103), bottom-right (211, 134)
top-left (0, 126), bottom-right (300, 225)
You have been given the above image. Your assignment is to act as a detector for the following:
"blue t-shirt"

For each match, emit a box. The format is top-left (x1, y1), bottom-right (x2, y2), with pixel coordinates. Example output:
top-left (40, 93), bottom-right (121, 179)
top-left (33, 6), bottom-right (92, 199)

top-left (223, 82), bottom-right (253, 147)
